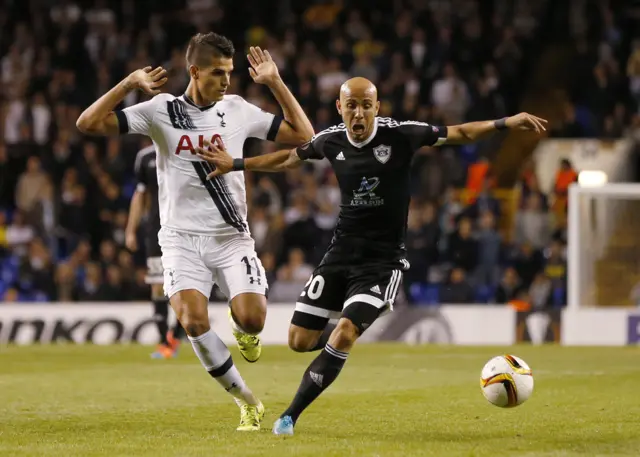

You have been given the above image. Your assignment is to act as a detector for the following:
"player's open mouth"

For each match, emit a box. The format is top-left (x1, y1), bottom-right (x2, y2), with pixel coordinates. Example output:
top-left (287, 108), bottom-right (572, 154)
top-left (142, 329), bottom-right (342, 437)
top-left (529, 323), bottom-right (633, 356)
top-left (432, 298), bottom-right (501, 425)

top-left (352, 123), bottom-right (365, 134)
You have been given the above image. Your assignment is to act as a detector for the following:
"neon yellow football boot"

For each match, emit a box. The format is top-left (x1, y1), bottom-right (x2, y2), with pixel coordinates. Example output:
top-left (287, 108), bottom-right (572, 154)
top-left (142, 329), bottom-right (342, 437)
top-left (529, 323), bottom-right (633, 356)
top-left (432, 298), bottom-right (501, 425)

top-left (228, 308), bottom-right (262, 363)
top-left (237, 401), bottom-right (265, 432)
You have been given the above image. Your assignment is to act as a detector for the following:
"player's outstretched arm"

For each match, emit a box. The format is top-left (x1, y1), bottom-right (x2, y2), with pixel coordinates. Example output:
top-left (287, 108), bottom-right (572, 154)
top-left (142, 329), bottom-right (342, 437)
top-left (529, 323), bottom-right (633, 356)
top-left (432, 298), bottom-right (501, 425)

top-left (76, 67), bottom-right (168, 136)
top-left (247, 47), bottom-right (314, 146)
top-left (195, 139), bottom-right (302, 179)
top-left (445, 113), bottom-right (548, 145)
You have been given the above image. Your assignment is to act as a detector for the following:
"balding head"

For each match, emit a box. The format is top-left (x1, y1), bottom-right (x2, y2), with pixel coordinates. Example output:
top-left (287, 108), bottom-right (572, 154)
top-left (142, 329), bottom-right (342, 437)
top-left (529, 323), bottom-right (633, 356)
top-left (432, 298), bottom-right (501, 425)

top-left (337, 77), bottom-right (380, 142)
top-left (340, 77), bottom-right (378, 102)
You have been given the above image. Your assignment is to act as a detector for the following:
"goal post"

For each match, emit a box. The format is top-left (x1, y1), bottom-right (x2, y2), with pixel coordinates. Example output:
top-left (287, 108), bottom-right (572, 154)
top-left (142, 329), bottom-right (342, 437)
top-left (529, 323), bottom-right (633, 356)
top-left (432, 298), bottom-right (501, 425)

top-left (568, 183), bottom-right (640, 309)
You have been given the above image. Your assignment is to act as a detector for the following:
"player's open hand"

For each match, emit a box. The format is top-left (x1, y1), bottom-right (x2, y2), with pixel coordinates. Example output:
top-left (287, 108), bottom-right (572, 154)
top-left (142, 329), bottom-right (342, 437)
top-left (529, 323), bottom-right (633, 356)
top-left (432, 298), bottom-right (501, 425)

top-left (195, 137), bottom-right (233, 180)
top-left (126, 66), bottom-right (168, 95)
top-left (247, 47), bottom-right (280, 86)
top-left (505, 113), bottom-right (548, 133)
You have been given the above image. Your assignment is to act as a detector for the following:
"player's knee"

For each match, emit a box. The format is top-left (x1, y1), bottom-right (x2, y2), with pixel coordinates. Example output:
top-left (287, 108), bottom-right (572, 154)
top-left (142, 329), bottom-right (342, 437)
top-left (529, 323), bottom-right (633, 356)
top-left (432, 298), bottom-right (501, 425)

top-left (177, 307), bottom-right (210, 337)
top-left (288, 328), bottom-right (316, 352)
top-left (235, 311), bottom-right (265, 335)
top-left (330, 318), bottom-right (359, 349)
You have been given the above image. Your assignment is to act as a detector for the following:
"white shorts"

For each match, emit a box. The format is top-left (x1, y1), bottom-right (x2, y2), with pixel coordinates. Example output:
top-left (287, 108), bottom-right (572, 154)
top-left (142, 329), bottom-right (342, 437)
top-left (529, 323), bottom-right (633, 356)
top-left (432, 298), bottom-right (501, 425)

top-left (158, 228), bottom-right (267, 301)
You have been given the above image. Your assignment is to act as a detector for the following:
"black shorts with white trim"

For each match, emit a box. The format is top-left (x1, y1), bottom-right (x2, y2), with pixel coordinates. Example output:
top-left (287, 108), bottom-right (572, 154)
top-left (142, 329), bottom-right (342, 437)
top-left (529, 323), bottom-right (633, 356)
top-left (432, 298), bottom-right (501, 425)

top-left (292, 264), bottom-right (403, 332)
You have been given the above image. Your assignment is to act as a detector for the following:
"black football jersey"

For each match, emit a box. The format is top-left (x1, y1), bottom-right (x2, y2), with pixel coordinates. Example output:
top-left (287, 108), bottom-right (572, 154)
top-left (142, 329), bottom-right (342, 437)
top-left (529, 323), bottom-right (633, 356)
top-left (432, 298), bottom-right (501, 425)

top-left (296, 117), bottom-right (447, 267)
top-left (134, 145), bottom-right (160, 232)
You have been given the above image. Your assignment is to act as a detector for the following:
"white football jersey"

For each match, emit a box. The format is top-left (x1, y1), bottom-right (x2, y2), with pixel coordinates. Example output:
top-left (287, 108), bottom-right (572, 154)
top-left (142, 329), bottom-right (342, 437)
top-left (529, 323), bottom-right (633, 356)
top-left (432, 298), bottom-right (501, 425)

top-left (117, 93), bottom-right (281, 236)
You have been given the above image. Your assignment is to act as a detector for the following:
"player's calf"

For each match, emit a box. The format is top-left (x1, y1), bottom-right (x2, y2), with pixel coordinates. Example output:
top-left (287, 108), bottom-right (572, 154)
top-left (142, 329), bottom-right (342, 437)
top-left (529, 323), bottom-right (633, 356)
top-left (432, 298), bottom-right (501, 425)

top-left (288, 324), bottom-right (336, 353)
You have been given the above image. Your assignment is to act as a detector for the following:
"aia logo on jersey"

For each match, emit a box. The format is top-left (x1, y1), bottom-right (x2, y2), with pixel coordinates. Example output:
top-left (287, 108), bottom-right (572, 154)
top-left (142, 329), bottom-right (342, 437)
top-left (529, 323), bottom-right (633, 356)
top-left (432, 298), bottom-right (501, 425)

top-left (175, 134), bottom-right (223, 155)
top-left (373, 144), bottom-right (392, 164)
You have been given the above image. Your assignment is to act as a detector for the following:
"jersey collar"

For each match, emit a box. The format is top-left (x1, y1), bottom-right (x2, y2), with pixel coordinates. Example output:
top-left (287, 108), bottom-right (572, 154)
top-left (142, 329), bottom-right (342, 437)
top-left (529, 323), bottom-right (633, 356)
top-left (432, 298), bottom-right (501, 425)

top-left (346, 118), bottom-right (378, 148)
top-left (182, 93), bottom-right (217, 111)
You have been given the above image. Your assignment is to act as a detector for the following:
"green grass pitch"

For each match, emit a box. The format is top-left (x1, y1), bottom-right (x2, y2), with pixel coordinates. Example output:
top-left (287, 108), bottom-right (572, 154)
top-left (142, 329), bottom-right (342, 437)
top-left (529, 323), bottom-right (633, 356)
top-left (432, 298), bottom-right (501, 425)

top-left (1, 344), bottom-right (639, 457)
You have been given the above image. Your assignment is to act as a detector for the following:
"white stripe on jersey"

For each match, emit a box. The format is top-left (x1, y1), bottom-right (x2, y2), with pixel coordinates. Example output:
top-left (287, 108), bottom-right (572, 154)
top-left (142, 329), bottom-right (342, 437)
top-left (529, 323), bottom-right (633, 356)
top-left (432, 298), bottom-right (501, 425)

top-left (311, 124), bottom-right (346, 141)
top-left (377, 117), bottom-right (432, 128)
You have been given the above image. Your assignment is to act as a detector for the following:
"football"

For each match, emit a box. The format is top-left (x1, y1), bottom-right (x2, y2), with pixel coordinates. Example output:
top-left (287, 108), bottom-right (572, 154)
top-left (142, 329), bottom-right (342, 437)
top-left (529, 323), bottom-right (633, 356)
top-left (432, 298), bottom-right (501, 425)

top-left (480, 355), bottom-right (534, 408)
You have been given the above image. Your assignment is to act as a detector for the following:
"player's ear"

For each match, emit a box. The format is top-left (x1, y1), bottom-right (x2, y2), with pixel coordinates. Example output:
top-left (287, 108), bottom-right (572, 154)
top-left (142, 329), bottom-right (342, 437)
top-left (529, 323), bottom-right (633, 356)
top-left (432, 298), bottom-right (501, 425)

top-left (189, 64), bottom-right (199, 80)
top-left (336, 99), bottom-right (342, 115)
top-left (375, 100), bottom-right (380, 116)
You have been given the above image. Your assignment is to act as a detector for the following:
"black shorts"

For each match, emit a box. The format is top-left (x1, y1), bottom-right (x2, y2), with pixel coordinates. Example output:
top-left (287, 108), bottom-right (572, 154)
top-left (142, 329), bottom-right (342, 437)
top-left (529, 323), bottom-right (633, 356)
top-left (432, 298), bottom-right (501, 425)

top-left (292, 264), bottom-right (403, 333)
top-left (144, 223), bottom-right (162, 285)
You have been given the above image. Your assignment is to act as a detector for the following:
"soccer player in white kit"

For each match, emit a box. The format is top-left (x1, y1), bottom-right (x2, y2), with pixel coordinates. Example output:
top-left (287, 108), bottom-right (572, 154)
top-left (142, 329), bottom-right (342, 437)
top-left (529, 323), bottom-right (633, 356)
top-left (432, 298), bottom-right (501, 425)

top-left (76, 33), bottom-right (314, 431)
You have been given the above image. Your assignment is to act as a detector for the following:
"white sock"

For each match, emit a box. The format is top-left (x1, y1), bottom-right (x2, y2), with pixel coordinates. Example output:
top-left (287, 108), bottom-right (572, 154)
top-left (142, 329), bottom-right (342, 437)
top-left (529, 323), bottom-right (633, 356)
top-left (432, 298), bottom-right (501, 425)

top-left (188, 329), bottom-right (258, 405)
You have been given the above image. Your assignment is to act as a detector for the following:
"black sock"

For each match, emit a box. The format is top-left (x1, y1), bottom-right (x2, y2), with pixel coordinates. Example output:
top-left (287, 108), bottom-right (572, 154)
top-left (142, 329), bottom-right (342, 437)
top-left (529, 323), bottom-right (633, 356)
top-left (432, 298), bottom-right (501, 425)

top-left (172, 321), bottom-right (186, 340)
top-left (282, 344), bottom-right (348, 424)
top-left (152, 299), bottom-right (169, 345)
top-left (310, 323), bottom-right (336, 351)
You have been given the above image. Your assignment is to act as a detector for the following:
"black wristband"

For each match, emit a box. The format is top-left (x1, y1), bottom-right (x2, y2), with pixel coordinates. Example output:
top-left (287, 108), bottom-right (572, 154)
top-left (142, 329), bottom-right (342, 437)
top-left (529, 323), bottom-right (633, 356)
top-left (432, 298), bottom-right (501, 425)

top-left (232, 158), bottom-right (245, 171)
top-left (494, 118), bottom-right (508, 131)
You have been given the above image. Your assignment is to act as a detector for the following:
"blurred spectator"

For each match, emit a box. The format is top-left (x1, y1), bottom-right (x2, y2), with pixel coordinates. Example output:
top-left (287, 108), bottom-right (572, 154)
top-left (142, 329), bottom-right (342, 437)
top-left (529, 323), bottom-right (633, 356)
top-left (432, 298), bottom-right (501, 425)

top-left (77, 262), bottom-right (106, 301)
top-left (628, 39), bottom-right (640, 111)
top-left (446, 217), bottom-right (478, 273)
top-left (475, 212), bottom-right (502, 287)
top-left (18, 237), bottom-right (55, 299)
top-left (15, 156), bottom-right (51, 226)
top-left (260, 251), bottom-right (277, 287)
top-left (544, 240), bottom-right (567, 291)
top-left (405, 202), bottom-right (440, 287)
top-left (440, 268), bottom-right (474, 304)
top-left (513, 243), bottom-right (544, 288)
top-left (466, 178), bottom-right (501, 220)
top-left (528, 272), bottom-right (553, 309)
top-left (277, 248), bottom-right (314, 282)
top-left (431, 63), bottom-right (469, 123)
top-left (513, 193), bottom-right (551, 250)
top-left (553, 158), bottom-right (578, 214)
top-left (495, 267), bottom-right (523, 304)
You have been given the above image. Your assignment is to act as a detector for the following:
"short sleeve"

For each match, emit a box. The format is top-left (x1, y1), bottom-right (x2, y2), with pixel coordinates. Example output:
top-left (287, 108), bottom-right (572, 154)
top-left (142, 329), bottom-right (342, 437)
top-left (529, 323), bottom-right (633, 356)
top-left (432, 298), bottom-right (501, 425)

top-left (397, 121), bottom-right (448, 151)
top-left (242, 98), bottom-right (283, 141)
top-left (295, 135), bottom-right (325, 161)
top-left (115, 95), bottom-right (165, 136)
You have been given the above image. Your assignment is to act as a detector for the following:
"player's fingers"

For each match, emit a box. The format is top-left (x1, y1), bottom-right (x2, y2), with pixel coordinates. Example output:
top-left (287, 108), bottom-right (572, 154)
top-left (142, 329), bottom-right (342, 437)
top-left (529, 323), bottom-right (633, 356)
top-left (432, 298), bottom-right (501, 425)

top-left (151, 77), bottom-right (168, 88)
top-left (149, 66), bottom-right (164, 77)
top-left (247, 53), bottom-right (258, 70)
top-left (255, 47), bottom-right (267, 62)
top-left (248, 67), bottom-right (258, 80)
top-left (263, 49), bottom-right (273, 62)
top-left (151, 69), bottom-right (168, 81)
top-left (213, 135), bottom-right (225, 149)
top-left (529, 116), bottom-right (546, 131)
top-left (206, 169), bottom-right (221, 180)
top-left (142, 66), bottom-right (152, 73)
top-left (250, 46), bottom-right (263, 64)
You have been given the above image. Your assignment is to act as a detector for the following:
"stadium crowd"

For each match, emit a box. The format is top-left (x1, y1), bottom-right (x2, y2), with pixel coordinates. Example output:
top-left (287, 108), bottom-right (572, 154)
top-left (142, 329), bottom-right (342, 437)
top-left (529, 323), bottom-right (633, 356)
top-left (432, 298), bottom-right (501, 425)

top-left (0, 0), bottom-right (635, 308)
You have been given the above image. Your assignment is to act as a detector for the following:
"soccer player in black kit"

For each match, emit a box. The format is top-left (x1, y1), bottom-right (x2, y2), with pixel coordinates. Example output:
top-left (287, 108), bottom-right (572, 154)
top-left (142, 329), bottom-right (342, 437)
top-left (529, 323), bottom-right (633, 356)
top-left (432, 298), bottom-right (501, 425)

top-left (196, 77), bottom-right (547, 435)
top-left (126, 143), bottom-right (185, 358)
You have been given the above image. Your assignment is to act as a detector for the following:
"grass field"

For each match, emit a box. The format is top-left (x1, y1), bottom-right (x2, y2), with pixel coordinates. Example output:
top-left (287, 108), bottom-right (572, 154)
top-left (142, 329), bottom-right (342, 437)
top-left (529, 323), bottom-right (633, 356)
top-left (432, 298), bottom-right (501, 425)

top-left (1, 344), bottom-right (639, 457)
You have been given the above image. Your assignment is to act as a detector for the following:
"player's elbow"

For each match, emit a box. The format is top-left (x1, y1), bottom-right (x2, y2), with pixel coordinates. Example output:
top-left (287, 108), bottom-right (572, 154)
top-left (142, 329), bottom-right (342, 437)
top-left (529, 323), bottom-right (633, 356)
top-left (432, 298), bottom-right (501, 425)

top-left (76, 114), bottom-right (98, 135)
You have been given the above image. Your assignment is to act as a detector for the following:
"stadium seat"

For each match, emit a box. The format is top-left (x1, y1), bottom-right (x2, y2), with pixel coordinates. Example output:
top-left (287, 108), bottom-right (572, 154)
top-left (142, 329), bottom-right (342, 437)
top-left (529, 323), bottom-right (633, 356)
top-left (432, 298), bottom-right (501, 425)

top-left (409, 283), bottom-right (440, 306)
top-left (475, 285), bottom-right (495, 303)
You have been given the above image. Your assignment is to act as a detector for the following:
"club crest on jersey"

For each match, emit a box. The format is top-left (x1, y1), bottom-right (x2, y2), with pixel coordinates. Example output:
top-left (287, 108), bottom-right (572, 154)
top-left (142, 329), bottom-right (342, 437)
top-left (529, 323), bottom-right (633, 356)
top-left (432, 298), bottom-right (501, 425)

top-left (373, 144), bottom-right (392, 164)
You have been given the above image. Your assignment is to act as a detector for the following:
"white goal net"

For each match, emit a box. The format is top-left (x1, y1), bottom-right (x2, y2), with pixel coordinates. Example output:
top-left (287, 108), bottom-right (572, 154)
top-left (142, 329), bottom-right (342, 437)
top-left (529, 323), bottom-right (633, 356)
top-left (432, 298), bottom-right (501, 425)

top-left (568, 183), bottom-right (640, 309)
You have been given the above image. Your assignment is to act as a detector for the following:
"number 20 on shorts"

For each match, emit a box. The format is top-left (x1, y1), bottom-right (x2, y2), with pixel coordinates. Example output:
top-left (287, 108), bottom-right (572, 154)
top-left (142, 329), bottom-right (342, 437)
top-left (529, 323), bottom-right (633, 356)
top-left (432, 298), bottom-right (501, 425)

top-left (301, 275), bottom-right (325, 300)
